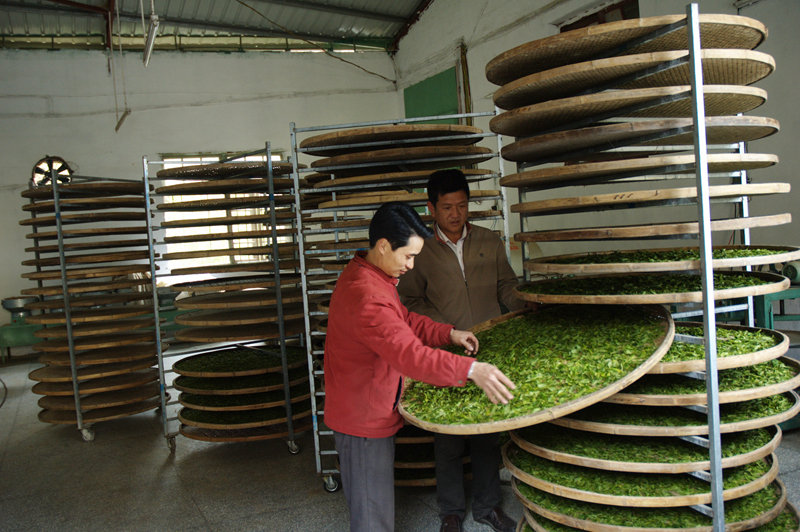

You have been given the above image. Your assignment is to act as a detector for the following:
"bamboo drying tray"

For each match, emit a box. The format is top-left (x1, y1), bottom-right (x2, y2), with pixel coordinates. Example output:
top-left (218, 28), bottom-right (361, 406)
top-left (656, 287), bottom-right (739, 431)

top-left (19, 211), bottom-right (147, 226)
top-left (300, 124), bottom-right (483, 154)
top-left (516, 485), bottom-right (789, 532)
top-left (651, 322), bottom-right (788, 374)
top-left (155, 161), bottom-right (294, 179)
top-left (494, 49), bottom-right (774, 110)
top-left (173, 319), bottom-right (305, 343)
top-left (32, 317), bottom-right (163, 338)
top-left (31, 368), bottom-right (159, 396)
top-left (21, 182), bottom-right (146, 199)
top-left (313, 168), bottom-right (492, 190)
top-left (607, 357), bottom-right (800, 406)
top-left (22, 197), bottom-right (147, 213)
top-left (174, 304), bottom-right (306, 327)
top-left (37, 382), bottom-right (161, 411)
top-left (514, 271), bottom-right (789, 305)
top-left (21, 278), bottom-right (151, 296)
top-left (179, 418), bottom-right (314, 443)
top-left (399, 306), bottom-right (673, 435)
top-left (490, 86), bottom-right (767, 138)
top-left (500, 153), bottom-right (778, 190)
top-left (28, 359), bottom-right (156, 382)
top-left (22, 264), bottom-right (153, 281)
top-left (38, 396), bottom-right (162, 424)
top-left (512, 182), bottom-right (787, 217)
top-left (501, 116), bottom-right (779, 163)
top-left (509, 425), bottom-right (780, 474)
top-left (550, 391), bottom-right (800, 437)
top-left (514, 214), bottom-right (791, 242)
top-left (32, 330), bottom-right (161, 352)
top-left (504, 444), bottom-right (778, 507)
top-left (485, 14), bottom-right (767, 85)
top-left (37, 342), bottom-right (163, 366)
top-left (524, 245), bottom-right (800, 275)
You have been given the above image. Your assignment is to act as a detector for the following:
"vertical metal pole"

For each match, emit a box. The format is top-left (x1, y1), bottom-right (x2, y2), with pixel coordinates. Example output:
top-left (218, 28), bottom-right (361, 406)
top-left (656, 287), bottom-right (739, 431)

top-left (687, 4), bottom-right (724, 530)
top-left (494, 109), bottom-right (512, 263)
top-left (52, 170), bottom-right (84, 432)
top-left (738, 140), bottom-right (755, 327)
top-left (266, 142), bottom-right (294, 444)
top-left (143, 156), bottom-right (170, 443)
top-left (290, 123), bottom-right (324, 475)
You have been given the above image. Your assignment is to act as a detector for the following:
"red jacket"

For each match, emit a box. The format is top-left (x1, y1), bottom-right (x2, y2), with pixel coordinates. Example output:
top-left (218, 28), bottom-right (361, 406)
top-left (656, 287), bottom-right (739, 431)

top-left (323, 252), bottom-right (475, 438)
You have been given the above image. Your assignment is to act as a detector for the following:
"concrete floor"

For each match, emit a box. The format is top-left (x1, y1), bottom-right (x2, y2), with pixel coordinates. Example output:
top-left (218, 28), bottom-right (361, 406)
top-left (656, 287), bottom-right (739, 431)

top-left (0, 349), bottom-right (798, 532)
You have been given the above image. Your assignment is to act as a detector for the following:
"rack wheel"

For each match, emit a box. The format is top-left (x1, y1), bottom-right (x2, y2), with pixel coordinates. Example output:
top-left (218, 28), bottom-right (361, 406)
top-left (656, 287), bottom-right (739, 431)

top-left (168, 436), bottom-right (177, 453)
top-left (80, 428), bottom-right (95, 442)
top-left (287, 441), bottom-right (300, 454)
top-left (324, 476), bottom-right (340, 493)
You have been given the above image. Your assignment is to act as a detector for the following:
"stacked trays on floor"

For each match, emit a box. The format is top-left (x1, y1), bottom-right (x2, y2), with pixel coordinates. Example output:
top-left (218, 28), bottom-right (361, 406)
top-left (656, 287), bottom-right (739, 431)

top-left (173, 345), bottom-right (313, 442)
top-left (154, 159), bottom-right (315, 443)
top-left (394, 424), bottom-right (472, 487)
top-left (21, 180), bottom-right (164, 429)
top-left (295, 123), bottom-right (507, 484)
top-left (480, 12), bottom-right (800, 531)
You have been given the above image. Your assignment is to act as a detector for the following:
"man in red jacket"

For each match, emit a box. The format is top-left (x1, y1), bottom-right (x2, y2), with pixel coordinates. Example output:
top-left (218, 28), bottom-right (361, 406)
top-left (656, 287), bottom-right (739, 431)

top-left (324, 202), bottom-right (516, 532)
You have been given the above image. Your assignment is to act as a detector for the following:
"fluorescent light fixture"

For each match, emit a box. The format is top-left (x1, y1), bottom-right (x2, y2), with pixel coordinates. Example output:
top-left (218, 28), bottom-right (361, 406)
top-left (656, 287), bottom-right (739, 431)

top-left (143, 14), bottom-right (160, 67)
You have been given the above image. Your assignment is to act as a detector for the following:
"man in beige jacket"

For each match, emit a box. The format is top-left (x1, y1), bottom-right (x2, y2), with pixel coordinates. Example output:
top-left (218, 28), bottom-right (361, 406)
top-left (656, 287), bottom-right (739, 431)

top-left (397, 169), bottom-right (524, 532)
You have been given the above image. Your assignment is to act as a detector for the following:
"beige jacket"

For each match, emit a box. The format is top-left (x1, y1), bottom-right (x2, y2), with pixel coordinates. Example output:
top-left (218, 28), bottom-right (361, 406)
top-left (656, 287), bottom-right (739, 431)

top-left (398, 223), bottom-right (525, 331)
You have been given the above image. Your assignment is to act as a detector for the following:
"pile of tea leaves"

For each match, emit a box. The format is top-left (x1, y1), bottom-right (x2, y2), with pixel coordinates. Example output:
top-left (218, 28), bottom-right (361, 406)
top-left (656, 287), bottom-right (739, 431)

top-left (508, 445), bottom-right (770, 497)
top-left (515, 482), bottom-right (785, 529)
top-left (173, 346), bottom-right (306, 374)
top-left (174, 366), bottom-right (308, 392)
top-left (515, 425), bottom-right (773, 464)
top-left (563, 394), bottom-right (795, 427)
top-left (545, 248), bottom-right (786, 265)
top-left (401, 305), bottom-right (666, 425)
top-left (179, 401), bottom-right (311, 425)
top-left (179, 381), bottom-right (311, 409)
top-left (520, 273), bottom-right (772, 297)
top-left (621, 359), bottom-right (796, 396)
top-left (664, 325), bottom-right (777, 363)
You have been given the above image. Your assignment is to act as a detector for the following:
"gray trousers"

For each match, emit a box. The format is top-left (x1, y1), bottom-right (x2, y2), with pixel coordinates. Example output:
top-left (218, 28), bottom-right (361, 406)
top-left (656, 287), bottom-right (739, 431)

top-left (435, 432), bottom-right (502, 520)
top-left (334, 431), bottom-right (396, 532)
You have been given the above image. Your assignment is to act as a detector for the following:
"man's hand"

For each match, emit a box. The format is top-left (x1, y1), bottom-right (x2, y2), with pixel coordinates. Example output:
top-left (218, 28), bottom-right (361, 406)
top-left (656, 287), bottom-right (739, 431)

top-left (469, 362), bottom-right (516, 405)
top-left (450, 329), bottom-right (479, 355)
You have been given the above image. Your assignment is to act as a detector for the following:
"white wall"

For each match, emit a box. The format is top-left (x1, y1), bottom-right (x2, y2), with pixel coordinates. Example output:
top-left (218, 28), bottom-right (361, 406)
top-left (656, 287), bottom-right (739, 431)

top-left (393, 0), bottom-right (800, 267)
top-left (0, 48), bottom-right (397, 321)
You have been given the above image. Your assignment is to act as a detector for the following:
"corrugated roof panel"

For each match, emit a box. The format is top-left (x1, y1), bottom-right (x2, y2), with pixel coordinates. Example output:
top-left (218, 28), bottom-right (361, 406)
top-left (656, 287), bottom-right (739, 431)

top-left (0, 0), bottom-right (428, 49)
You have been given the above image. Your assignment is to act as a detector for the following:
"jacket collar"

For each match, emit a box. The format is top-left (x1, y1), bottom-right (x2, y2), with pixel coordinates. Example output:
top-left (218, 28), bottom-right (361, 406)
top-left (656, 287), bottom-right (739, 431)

top-left (353, 250), bottom-right (399, 286)
top-left (432, 222), bottom-right (472, 246)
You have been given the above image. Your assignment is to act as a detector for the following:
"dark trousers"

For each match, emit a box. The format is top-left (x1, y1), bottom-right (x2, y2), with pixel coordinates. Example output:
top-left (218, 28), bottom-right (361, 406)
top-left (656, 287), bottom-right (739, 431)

top-left (435, 432), bottom-right (502, 521)
top-left (334, 431), bottom-right (396, 532)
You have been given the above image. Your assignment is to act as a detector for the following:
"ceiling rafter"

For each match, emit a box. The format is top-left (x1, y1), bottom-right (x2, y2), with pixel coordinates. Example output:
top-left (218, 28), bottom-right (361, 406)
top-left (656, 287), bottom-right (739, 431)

top-left (245, 0), bottom-right (406, 24)
top-left (0, 0), bottom-right (350, 42)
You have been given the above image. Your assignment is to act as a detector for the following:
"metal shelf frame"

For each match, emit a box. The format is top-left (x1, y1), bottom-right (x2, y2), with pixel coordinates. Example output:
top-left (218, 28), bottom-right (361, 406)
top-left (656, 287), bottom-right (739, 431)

top-left (143, 142), bottom-right (303, 453)
top-left (289, 112), bottom-right (512, 491)
top-left (23, 172), bottom-right (153, 443)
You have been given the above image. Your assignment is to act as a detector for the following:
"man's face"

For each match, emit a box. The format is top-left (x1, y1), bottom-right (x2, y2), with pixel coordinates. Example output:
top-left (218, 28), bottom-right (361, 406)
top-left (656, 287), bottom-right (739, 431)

top-left (429, 190), bottom-right (468, 239)
top-left (380, 235), bottom-right (425, 278)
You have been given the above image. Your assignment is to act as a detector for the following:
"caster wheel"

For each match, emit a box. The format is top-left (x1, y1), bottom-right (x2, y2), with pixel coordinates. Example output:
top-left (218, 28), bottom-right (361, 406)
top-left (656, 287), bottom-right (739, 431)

top-left (168, 437), bottom-right (177, 453)
top-left (81, 428), bottom-right (95, 442)
top-left (324, 476), bottom-right (340, 493)
top-left (287, 441), bottom-right (301, 454)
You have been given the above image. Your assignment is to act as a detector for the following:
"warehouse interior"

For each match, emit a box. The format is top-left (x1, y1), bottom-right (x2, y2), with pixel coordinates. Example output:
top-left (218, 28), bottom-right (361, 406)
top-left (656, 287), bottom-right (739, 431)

top-left (2, 0), bottom-right (800, 530)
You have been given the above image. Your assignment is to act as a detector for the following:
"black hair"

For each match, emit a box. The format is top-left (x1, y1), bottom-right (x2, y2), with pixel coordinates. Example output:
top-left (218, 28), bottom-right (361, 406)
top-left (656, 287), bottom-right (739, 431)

top-left (369, 202), bottom-right (433, 250)
top-left (427, 169), bottom-right (470, 206)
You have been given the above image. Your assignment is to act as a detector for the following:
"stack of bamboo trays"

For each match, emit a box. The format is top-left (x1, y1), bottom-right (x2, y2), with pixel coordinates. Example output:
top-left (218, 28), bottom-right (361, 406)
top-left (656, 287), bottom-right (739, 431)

top-left (154, 160), bottom-right (315, 443)
top-left (482, 12), bottom-right (800, 532)
top-left (21, 179), bottom-right (163, 430)
top-left (296, 123), bottom-right (505, 481)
